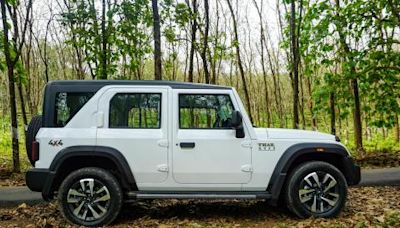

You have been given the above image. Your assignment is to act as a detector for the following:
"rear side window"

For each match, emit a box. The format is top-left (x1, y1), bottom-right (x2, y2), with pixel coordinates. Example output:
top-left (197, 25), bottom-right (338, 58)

top-left (55, 92), bottom-right (94, 127)
top-left (109, 93), bottom-right (161, 129)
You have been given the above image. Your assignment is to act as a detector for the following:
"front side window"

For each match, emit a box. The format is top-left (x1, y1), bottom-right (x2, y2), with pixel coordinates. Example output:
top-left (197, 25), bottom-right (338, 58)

top-left (55, 92), bottom-right (94, 127)
top-left (179, 94), bottom-right (234, 129)
top-left (109, 93), bottom-right (161, 128)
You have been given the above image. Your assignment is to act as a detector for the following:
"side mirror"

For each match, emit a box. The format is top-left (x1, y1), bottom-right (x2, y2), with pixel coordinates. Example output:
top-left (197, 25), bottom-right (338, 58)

top-left (231, 111), bottom-right (245, 138)
top-left (231, 110), bottom-right (242, 127)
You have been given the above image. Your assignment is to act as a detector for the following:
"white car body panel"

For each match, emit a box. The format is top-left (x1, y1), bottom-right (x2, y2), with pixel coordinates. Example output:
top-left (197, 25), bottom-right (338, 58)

top-left (96, 86), bottom-right (170, 184)
top-left (171, 89), bottom-right (251, 185)
top-left (267, 128), bottom-right (336, 140)
top-left (35, 85), bottom-right (343, 192)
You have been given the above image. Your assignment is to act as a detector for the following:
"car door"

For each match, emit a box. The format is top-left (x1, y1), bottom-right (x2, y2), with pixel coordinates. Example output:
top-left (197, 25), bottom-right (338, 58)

top-left (96, 87), bottom-right (169, 184)
top-left (172, 90), bottom-right (252, 184)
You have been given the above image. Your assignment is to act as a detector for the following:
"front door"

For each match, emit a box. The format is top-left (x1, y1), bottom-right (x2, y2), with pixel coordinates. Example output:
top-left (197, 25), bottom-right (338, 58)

top-left (172, 91), bottom-right (252, 184)
top-left (96, 87), bottom-right (169, 184)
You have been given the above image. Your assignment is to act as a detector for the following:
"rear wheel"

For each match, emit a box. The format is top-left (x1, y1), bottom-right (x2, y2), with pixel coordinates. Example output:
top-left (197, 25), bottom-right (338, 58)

top-left (58, 167), bottom-right (123, 226)
top-left (285, 161), bottom-right (347, 218)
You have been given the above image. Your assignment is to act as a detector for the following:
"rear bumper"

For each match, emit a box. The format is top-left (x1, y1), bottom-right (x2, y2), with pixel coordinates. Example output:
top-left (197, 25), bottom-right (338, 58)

top-left (26, 168), bottom-right (55, 200)
top-left (342, 156), bottom-right (361, 185)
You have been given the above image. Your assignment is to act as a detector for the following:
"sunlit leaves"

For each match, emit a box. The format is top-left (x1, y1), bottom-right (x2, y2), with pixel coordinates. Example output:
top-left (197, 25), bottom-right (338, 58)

top-left (175, 3), bottom-right (190, 27)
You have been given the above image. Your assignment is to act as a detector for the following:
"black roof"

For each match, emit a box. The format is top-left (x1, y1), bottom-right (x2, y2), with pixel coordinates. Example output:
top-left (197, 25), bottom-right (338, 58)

top-left (46, 80), bottom-right (231, 90)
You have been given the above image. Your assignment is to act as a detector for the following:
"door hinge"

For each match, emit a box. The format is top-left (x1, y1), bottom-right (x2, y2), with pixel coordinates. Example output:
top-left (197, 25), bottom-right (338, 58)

top-left (157, 139), bottom-right (169, 148)
top-left (157, 164), bottom-right (169, 172)
top-left (241, 141), bottom-right (252, 148)
top-left (241, 164), bottom-right (253, 172)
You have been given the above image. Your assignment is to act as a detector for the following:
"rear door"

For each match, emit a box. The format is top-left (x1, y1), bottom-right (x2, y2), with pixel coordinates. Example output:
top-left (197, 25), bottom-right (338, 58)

top-left (96, 87), bottom-right (169, 184)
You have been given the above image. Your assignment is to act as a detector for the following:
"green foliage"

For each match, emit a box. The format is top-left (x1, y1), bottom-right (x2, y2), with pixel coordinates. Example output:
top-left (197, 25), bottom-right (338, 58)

top-left (0, 117), bottom-right (30, 172)
top-left (14, 60), bottom-right (27, 84)
top-left (60, 0), bottom-right (155, 79)
top-left (116, 0), bottom-right (153, 79)
top-left (291, 0), bottom-right (400, 131)
top-left (174, 3), bottom-right (190, 27)
top-left (346, 135), bottom-right (400, 154)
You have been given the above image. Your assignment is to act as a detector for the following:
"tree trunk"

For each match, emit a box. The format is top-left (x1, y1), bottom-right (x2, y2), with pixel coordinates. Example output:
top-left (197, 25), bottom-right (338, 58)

top-left (252, 0), bottom-right (271, 127)
top-left (395, 113), bottom-right (399, 142)
top-left (100, 0), bottom-right (107, 79)
top-left (187, 0), bottom-right (197, 82)
top-left (290, 0), bottom-right (300, 129)
top-left (226, 0), bottom-right (253, 124)
top-left (7, 67), bottom-right (20, 173)
top-left (306, 76), bottom-right (317, 129)
top-left (43, 18), bottom-right (51, 82)
top-left (18, 84), bottom-right (28, 127)
top-left (330, 92), bottom-right (336, 135)
top-left (201, 0), bottom-right (210, 83)
top-left (65, 0), bottom-right (85, 79)
top-left (352, 78), bottom-right (363, 149)
top-left (25, 27), bottom-right (34, 115)
top-left (210, 0), bottom-right (220, 84)
top-left (300, 73), bottom-right (306, 129)
top-left (184, 33), bottom-right (189, 80)
top-left (1, 1), bottom-right (19, 173)
top-left (152, 0), bottom-right (162, 80)
top-left (334, 0), bottom-right (363, 152)
top-left (264, 30), bottom-right (284, 127)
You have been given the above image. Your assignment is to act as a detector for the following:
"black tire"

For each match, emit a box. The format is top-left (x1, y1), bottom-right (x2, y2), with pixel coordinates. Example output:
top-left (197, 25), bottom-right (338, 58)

top-left (58, 167), bottom-right (123, 227)
top-left (285, 161), bottom-right (347, 218)
top-left (25, 115), bottom-right (42, 166)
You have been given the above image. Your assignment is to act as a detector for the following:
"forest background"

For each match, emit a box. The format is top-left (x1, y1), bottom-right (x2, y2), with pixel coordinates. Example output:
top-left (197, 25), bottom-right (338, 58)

top-left (0, 0), bottom-right (399, 173)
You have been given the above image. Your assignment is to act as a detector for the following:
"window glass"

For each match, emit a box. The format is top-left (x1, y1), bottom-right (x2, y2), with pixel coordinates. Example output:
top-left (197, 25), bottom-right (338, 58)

top-left (109, 93), bottom-right (161, 128)
top-left (55, 92), bottom-right (94, 127)
top-left (179, 94), bottom-right (234, 129)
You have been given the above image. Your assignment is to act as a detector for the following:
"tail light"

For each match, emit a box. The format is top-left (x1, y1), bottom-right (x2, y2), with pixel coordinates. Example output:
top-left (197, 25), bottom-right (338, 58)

top-left (31, 141), bottom-right (40, 163)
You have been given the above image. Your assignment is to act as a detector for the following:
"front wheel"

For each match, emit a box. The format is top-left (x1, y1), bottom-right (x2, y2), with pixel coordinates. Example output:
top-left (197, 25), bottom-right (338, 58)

top-left (285, 161), bottom-right (348, 218)
top-left (58, 167), bottom-right (123, 226)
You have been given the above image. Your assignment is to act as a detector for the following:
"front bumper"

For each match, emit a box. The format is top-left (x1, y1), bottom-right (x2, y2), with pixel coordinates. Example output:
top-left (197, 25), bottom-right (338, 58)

top-left (26, 168), bottom-right (55, 200)
top-left (342, 156), bottom-right (361, 185)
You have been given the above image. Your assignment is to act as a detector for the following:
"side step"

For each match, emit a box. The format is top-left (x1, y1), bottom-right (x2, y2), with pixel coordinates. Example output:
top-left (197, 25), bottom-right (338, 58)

top-left (126, 191), bottom-right (271, 200)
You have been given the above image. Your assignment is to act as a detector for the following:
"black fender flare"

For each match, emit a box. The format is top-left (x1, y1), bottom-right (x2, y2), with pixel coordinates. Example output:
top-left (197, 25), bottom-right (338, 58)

top-left (268, 143), bottom-right (350, 203)
top-left (43, 146), bottom-right (137, 199)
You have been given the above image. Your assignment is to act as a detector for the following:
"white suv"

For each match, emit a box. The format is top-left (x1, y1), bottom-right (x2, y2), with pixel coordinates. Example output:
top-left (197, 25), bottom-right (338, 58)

top-left (25, 80), bottom-right (360, 226)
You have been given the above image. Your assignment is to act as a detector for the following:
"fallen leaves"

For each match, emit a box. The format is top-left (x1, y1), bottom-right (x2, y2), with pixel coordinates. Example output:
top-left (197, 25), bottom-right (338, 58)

top-left (0, 186), bottom-right (399, 228)
top-left (0, 170), bottom-right (25, 187)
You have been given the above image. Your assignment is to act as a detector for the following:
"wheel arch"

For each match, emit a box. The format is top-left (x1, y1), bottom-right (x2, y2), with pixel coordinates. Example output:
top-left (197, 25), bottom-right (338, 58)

top-left (44, 146), bottom-right (137, 199)
top-left (267, 143), bottom-right (352, 205)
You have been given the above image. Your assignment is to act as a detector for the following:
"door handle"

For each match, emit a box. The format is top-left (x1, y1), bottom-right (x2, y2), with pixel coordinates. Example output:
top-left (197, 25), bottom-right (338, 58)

top-left (180, 142), bottom-right (195, 149)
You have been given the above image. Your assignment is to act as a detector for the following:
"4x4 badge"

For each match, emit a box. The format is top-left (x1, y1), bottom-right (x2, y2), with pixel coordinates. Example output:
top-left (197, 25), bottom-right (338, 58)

top-left (49, 139), bottom-right (63, 147)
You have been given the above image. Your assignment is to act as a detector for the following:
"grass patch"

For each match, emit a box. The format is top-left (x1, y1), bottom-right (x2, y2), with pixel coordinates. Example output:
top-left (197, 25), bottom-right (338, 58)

top-left (346, 135), bottom-right (400, 154)
top-left (0, 118), bottom-right (31, 173)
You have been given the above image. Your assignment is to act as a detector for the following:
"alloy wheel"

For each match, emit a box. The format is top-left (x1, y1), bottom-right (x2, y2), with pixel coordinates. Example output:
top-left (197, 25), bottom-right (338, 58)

top-left (298, 171), bottom-right (340, 213)
top-left (66, 178), bottom-right (111, 221)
